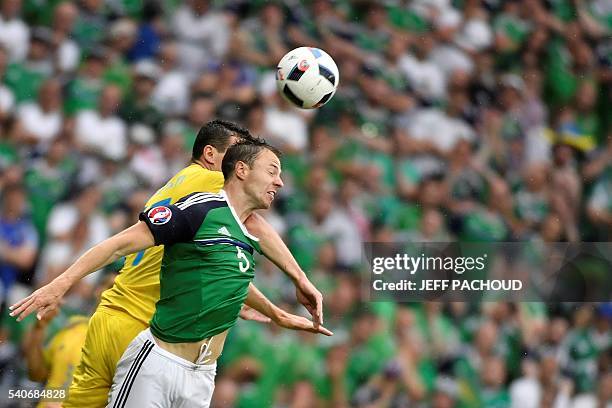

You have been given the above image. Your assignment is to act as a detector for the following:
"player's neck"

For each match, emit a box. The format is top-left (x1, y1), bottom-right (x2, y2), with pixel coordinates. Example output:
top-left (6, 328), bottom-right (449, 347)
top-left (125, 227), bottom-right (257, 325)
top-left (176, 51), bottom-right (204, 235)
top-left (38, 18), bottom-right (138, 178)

top-left (192, 158), bottom-right (215, 171)
top-left (222, 183), bottom-right (256, 223)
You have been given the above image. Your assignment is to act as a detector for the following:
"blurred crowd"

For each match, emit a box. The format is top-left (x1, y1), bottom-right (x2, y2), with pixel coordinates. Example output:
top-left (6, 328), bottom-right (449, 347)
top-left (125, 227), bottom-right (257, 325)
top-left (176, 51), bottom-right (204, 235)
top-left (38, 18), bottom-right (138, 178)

top-left (0, 0), bottom-right (610, 406)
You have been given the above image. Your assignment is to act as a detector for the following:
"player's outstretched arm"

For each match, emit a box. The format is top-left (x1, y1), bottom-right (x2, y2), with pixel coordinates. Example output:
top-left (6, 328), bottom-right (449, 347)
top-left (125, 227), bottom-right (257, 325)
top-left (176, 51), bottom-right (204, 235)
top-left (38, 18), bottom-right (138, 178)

top-left (244, 212), bottom-right (325, 328)
top-left (22, 307), bottom-right (60, 382)
top-left (244, 283), bottom-right (332, 336)
top-left (238, 304), bottom-right (271, 323)
top-left (10, 221), bottom-right (155, 322)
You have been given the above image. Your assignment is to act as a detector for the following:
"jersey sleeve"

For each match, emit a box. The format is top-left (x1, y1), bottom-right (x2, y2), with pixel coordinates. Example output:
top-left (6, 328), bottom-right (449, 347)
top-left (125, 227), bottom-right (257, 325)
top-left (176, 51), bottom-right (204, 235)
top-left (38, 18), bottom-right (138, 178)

top-left (139, 192), bottom-right (226, 246)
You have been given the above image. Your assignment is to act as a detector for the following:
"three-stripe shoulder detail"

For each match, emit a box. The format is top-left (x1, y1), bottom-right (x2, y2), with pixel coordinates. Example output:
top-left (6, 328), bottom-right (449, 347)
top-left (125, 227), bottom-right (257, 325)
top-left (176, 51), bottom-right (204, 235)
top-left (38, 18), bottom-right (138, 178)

top-left (175, 192), bottom-right (226, 210)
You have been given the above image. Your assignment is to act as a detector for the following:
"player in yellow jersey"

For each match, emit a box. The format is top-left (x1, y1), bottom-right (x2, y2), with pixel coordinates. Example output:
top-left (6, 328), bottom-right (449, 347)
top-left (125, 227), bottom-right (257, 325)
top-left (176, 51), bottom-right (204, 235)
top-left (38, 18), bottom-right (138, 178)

top-left (19, 120), bottom-right (324, 407)
top-left (23, 273), bottom-right (117, 408)
top-left (25, 312), bottom-right (88, 408)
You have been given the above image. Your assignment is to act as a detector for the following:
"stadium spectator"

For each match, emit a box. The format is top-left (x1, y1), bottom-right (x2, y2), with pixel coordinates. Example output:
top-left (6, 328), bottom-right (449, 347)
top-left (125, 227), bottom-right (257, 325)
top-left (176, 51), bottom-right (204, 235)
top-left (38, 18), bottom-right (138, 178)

top-left (172, 0), bottom-right (230, 78)
top-left (103, 18), bottom-right (137, 93)
top-left (23, 136), bottom-right (75, 239)
top-left (72, 0), bottom-right (106, 51)
top-left (181, 94), bottom-right (215, 150)
top-left (126, 0), bottom-right (164, 62)
top-left (398, 33), bottom-right (447, 102)
top-left (157, 120), bottom-right (190, 178)
top-left (119, 59), bottom-right (163, 132)
top-left (13, 78), bottom-right (63, 147)
top-left (50, 1), bottom-right (80, 75)
top-left (63, 49), bottom-right (106, 114)
top-left (263, 93), bottom-right (310, 153)
top-left (210, 375), bottom-right (238, 408)
top-left (0, 0), bottom-right (29, 63)
top-left (0, 183), bottom-right (37, 302)
top-left (127, 124), bottom-right (166, 188)
top-left (230, 1), bottom-right (289, 69)
top-left (74, 84), bottom-right (127, 161)
top-left (193, 59), bottom-right (257, 121)
top-left (0, 47), bottom-right (15, 121)
top-left (39, 184), bottom-right (109, 288)
top-left (4, 26), bottom-right (53, 103)
top-left (152, 41), bottom-right (190, 116)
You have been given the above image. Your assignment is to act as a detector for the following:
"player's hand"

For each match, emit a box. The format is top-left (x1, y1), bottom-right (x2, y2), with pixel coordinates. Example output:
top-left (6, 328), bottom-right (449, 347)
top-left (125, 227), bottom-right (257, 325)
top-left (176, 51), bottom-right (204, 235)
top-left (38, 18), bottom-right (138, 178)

top-left (239, 304), bottom-right (272, 323)
top-left (9, 280), bottom-right (67, 322)
top-left (295, 277), bottom-right (324, 329)
top-left (34, 305), bottom-right (60, 328)
top-left (275, 310), bottom-right (333, 336)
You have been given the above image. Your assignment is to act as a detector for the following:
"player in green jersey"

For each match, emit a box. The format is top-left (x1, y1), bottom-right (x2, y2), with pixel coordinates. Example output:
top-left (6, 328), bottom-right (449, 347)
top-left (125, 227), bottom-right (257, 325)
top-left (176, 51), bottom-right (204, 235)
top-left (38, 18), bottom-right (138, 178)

top-left (11, 137), bottom-right (331, 407)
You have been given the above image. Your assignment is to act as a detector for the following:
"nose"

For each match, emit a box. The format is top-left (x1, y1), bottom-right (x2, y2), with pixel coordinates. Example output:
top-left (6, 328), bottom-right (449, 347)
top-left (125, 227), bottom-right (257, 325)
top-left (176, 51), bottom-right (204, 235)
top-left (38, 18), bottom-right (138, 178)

top-left (274, 175), bottom-right (284, 188)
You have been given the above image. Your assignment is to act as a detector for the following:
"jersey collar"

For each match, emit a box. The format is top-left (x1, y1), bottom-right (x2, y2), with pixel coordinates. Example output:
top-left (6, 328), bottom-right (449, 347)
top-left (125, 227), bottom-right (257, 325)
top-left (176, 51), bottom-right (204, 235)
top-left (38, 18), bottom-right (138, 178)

top-left (219, 189), bottom-right (260, 242)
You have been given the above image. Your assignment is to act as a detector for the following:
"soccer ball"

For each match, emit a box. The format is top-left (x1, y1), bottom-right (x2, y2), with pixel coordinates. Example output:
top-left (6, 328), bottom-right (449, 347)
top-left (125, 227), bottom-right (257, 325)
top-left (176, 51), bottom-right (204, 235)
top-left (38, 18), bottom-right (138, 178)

top-left (276, 47), bottom-right (339, 109)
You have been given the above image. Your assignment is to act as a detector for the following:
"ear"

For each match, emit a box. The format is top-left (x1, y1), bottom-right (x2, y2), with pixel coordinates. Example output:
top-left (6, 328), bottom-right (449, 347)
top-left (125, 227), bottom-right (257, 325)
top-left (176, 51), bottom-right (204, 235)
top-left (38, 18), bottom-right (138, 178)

top-left (202, 145), bottom-right (215, 166)
top-left (234, 161), bottom-right (249, 180)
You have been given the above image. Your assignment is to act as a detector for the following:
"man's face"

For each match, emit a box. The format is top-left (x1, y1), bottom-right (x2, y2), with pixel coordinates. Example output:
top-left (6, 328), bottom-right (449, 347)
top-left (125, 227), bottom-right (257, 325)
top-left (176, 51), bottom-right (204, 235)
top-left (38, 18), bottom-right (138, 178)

top-left (189, 98), bottom-right (214, 125)
top-left (100, 86), bottom-right (122, 115)
top-left (3, 189), bottom-right (25, 215)
top-left (243, 149), bottom-right (283, 210)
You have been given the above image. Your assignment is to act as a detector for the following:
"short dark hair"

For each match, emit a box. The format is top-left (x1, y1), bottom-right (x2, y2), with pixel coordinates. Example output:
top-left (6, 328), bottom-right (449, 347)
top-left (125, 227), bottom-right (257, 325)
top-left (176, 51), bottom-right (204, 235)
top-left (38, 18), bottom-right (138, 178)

top-left (191, 119), bottom-right (253, 161)
top-left (222, 137), bottom-right (282, 180)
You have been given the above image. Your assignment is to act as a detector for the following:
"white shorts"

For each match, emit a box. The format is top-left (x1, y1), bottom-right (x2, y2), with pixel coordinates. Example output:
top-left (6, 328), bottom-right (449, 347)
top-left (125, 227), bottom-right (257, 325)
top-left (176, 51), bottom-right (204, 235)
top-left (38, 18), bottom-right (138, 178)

top-left (106, 328), bottom-right (217, 408)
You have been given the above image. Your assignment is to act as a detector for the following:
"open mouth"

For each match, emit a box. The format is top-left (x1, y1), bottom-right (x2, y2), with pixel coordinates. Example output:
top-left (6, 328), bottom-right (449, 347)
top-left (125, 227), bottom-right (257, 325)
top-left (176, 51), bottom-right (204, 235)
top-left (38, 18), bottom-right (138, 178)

top-left (267, 191), bottom-right (276, 200)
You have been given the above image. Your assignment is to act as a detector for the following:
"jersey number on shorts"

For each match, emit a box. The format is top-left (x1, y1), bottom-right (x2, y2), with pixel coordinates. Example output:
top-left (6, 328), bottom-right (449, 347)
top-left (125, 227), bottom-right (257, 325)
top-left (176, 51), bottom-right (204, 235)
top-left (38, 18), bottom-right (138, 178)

top-left (236, 246), bottom-right (250, 273)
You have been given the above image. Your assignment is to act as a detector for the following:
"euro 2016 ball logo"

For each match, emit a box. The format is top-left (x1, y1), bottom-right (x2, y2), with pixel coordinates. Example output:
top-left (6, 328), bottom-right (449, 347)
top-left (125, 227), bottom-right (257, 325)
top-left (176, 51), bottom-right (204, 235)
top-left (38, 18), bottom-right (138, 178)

top-left (298, 59), bottom-right (310, 71)
top-left (148, 206), bottom-right (172, 225)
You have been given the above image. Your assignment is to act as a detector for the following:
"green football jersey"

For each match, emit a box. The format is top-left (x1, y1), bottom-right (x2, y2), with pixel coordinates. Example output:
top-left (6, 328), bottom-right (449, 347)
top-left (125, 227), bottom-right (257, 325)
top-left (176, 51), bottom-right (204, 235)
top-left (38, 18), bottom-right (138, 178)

top-left (139, 191), bottom-right (261, 343)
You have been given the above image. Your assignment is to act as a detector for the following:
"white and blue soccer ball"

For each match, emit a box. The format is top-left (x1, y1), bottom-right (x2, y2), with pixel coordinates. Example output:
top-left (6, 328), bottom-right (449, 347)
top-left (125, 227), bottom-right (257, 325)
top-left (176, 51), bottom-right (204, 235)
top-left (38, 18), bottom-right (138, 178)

top-left (276, 47), bottom-right (339, 109)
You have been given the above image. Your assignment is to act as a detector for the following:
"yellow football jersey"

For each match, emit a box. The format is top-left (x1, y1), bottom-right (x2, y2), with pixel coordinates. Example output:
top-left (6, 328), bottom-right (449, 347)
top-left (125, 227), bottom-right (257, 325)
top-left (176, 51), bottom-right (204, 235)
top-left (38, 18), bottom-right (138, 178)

top-left (98, 164), bottom-right (224, 326)
top-left (38, 316), bottom-right (89, 407)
